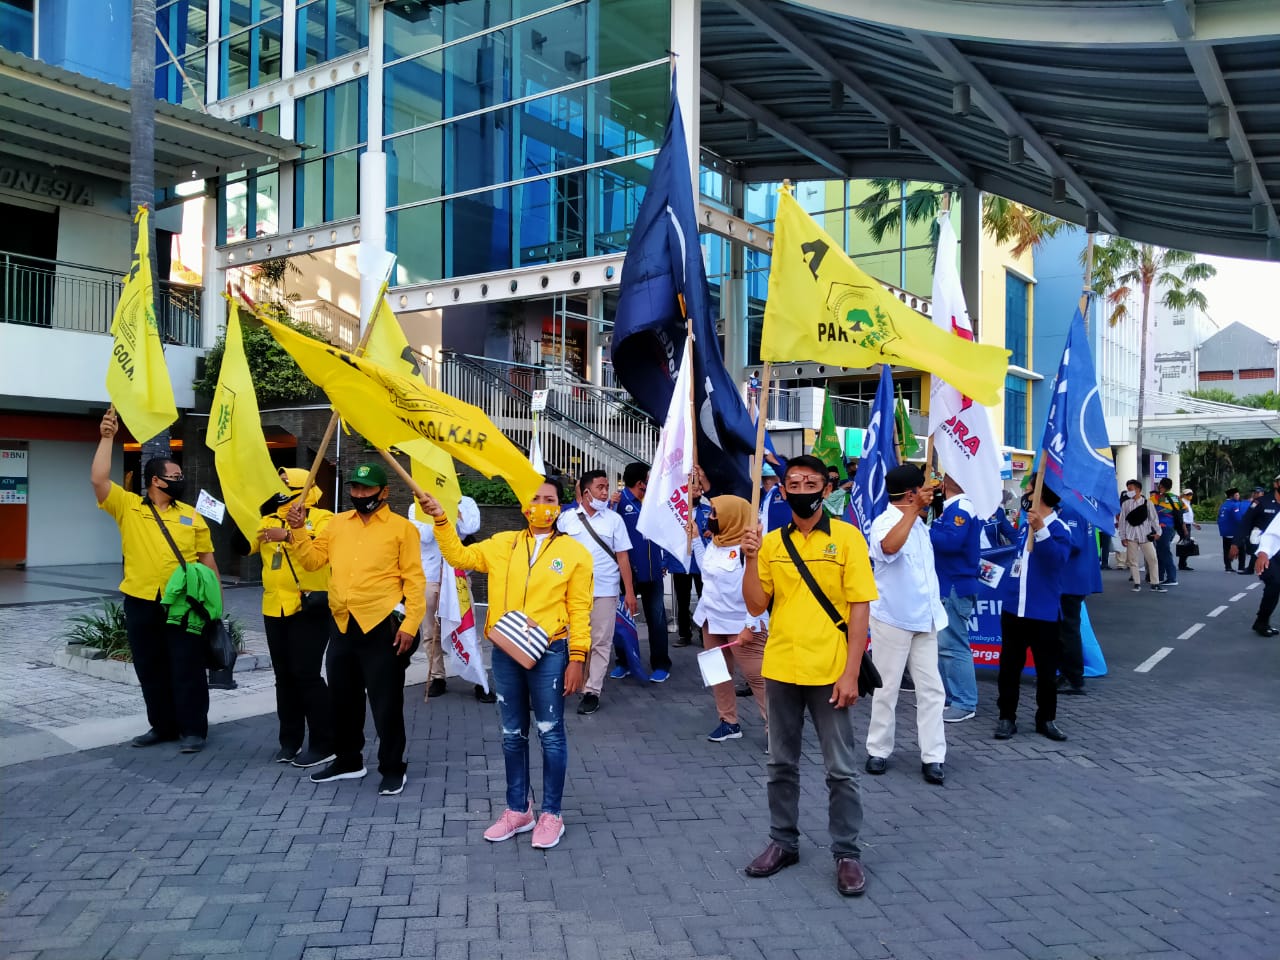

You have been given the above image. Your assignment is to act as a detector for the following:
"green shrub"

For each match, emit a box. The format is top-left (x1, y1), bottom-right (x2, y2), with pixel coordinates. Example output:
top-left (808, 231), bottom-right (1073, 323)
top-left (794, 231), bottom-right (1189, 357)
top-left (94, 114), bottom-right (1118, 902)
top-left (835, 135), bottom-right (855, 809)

top-left (193, 309), bottom-right (327, 405)
top-left (65, 603), bottom-right (247, 661)
top-left (460, 476), bottom-right (520, 506)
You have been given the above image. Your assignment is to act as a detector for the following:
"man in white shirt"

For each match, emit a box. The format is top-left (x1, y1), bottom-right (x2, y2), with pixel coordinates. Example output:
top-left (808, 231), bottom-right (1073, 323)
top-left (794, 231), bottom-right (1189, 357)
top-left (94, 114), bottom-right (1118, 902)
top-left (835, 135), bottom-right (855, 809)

top-left (557, 470), bottom-right (637, 715)
top-left (407, 495), bottom-right (485, 700)
top-left (863, 464), bottom-right (948, 785)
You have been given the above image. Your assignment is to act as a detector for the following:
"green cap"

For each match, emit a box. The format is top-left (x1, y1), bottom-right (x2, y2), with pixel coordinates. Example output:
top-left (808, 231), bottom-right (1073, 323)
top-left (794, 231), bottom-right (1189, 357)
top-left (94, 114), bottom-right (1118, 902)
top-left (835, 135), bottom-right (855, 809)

top-left (348, 462), bottom-right (388, 486)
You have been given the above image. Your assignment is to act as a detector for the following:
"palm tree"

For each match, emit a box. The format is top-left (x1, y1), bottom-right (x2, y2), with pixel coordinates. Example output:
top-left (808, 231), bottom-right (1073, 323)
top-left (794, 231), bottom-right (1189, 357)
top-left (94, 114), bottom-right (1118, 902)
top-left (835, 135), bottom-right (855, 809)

top-left (1087, 238), bottom-right (1216, 483)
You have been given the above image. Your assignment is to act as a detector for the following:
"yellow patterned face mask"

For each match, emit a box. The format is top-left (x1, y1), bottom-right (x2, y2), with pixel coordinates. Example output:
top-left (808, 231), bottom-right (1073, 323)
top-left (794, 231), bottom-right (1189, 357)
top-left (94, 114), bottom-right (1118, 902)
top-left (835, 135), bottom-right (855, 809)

top-left (523, 503), bottom-right (561, 528)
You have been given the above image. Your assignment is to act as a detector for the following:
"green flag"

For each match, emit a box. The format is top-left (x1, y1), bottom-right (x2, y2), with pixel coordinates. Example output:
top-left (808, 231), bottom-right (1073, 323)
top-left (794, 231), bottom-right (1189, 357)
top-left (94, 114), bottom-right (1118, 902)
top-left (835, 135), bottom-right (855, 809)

top-left (812, 390), bottom-right (846, 479)
top-left (895, 397), bottom-right (920, 458)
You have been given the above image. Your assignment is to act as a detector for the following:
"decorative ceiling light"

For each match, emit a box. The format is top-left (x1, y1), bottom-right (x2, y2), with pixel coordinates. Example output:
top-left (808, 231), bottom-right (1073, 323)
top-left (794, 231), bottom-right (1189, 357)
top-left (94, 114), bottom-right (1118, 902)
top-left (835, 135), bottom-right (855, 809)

top-left (1008, 136), bottom-right (1025, 165)
top-left (952, 83), bottom-right (970, 116)
top-left (1208, 104), bottom-right (1230, 142)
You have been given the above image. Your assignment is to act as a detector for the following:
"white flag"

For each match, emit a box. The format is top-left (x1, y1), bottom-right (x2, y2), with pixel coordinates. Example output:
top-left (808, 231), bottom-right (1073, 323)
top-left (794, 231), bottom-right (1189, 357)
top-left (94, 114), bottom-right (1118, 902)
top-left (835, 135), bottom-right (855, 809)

top-left (638, 334), bottom-right (694, 568)
top-left (529, 414), bottom-right (545, 475)
top-left (437, 568), bottom-right (487, 692)
top-left (927, 213), bottom-right (1004, 519)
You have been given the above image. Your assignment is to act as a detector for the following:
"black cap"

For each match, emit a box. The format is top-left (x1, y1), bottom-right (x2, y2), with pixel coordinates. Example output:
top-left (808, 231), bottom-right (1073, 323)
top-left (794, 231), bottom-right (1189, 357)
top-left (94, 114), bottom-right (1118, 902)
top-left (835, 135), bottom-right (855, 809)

top-left (886, 464), bottom-right (926, 497)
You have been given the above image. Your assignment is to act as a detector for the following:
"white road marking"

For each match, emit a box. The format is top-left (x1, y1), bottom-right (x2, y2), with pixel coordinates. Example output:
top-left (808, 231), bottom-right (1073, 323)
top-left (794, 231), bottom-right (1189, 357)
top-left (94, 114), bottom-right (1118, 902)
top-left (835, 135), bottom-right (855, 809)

top-left (1247, 582), bottom-right (1261, 591)
top-left (1230, 592), bottom-right (1247, 601)
top-left (1207, 605), bottom-right (1228, 618)
top-left (1135, 647), bottom-right (1174, 673)
top-left (1177, 623), bottom-right (1204, 640)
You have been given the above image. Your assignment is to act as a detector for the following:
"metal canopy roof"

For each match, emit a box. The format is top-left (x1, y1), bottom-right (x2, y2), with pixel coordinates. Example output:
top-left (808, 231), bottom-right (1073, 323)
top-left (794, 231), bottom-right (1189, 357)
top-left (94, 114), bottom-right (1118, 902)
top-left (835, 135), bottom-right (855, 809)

top-left (1125, 390), bottom-right (1280, 449)
top-left (699, 0), bottom-right (1280, 260)
top-left (0, 50), bottom-right (299, 188)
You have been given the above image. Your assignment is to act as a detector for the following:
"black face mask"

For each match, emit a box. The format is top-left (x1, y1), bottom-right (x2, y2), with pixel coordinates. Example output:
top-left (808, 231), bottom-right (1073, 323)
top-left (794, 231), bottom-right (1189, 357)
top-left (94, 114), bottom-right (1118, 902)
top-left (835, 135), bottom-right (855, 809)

top-left (350, 491), bottom-right (383, 515)
top-left (706, 517), bottom-right (720, 535)
top-left (158, 477), bottom-right (186, 501)
top-left (785, 490), bottom-right (824, 520)
top-left (1020, 495), bottom-right (1033, 513)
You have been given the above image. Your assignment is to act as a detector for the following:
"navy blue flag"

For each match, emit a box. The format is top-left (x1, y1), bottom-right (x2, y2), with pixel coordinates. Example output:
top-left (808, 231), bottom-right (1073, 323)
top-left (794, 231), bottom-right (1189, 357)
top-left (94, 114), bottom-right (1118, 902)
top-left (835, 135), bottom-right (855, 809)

top-left (1039, 308), bottom-right (1120, 535)
top-left (611, 73), bottom-right (756, 498)
top-left (850, 365), bottom-right (899, 532)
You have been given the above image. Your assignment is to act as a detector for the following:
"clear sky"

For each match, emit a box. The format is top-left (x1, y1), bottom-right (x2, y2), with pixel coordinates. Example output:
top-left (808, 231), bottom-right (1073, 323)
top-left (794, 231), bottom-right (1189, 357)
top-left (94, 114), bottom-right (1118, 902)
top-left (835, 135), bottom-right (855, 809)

top-left (1199, 255), bottom-right (1280, 339)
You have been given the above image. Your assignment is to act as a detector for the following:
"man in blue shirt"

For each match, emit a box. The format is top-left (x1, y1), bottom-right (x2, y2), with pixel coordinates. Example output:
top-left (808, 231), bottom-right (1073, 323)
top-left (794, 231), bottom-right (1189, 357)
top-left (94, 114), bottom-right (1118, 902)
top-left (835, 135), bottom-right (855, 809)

top-left (1217, 488), bottom-right (1248, 572)
top-left (930, 474), bottom-right (982, 723)
top-left (995, 485), bottom-right (1073, 742)
top-left (1057, 503), bottom-right (1103, 695)
top-left (614, 462), bottom-right (672, 682)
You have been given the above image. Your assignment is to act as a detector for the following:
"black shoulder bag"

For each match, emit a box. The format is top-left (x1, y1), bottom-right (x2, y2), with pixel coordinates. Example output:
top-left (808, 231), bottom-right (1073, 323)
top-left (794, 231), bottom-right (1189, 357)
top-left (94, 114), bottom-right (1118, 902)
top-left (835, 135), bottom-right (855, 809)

top-left (574, 510), bottom-right (617, 561)
top-left (147, 502), bottom-right (234, 671)
top-left (278, 516), bottom-right (329, 614)
top-left (779, 527), bottom-right (882, 697)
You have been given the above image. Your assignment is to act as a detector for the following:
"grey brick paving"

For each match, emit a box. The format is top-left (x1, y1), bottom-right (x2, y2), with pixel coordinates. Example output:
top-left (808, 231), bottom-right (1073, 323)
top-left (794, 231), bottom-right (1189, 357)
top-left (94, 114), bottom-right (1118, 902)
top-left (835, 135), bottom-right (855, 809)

top-left (3, 572), bottom-right (1280, 959)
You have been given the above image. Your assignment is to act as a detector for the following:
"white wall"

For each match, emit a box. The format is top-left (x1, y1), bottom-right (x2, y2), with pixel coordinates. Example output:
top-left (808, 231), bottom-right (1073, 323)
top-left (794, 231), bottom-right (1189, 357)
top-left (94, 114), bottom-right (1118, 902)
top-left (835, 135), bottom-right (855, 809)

top-left (0, 324), bottom-right (200, 409)
top-left (25, 440), bottom-right (124, 566)
top-left (56, 205), bottom-right (132, 274)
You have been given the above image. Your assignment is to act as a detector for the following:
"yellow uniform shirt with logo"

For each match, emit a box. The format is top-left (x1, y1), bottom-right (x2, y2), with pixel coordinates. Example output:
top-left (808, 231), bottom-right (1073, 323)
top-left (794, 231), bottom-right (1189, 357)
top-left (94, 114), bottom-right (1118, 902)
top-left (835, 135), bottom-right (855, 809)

top-left (290, 506), bottom-right (425, 635)
top-left (98, 483), bottom-right (214, 600)
top-left (756, 514), bottom-right (878, 685)
top-left (432, 519), bottom-right (594, 663)
top-left (254, 507), bottom-right (334, 617)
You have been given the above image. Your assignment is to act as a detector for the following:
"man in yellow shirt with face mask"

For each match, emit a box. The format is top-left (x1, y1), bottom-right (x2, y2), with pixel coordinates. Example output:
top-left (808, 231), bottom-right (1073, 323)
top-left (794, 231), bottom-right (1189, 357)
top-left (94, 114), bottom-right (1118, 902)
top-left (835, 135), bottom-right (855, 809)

top-left (254, 468), bottom-right (334, 769)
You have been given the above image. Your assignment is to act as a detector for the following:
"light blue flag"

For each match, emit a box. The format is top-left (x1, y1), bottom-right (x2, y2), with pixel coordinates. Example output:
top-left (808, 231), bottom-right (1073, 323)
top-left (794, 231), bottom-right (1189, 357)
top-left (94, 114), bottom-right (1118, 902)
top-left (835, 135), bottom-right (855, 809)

top-left (850, 365), bottom-right (899, 532)
top-left (1040, 309), bottom-right (1121, 535)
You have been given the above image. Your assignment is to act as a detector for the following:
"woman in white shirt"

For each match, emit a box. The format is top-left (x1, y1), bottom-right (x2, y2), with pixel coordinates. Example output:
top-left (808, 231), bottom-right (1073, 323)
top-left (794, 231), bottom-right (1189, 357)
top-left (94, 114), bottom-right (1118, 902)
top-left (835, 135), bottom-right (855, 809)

top-left (691, 495), bottom-right (768, 744)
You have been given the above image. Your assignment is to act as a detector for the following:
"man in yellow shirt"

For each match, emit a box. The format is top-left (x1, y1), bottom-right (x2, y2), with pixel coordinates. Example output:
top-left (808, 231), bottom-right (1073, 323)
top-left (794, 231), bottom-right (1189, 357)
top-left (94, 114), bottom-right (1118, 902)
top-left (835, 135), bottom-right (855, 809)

top-left (253, 467), bottom-right (335, 768)
top-left (92, 409), bottom-right (220, 754)
top-left (287, 463), bottom-right (425, 796)
top-left (741, 455), bottom-right (877, 897)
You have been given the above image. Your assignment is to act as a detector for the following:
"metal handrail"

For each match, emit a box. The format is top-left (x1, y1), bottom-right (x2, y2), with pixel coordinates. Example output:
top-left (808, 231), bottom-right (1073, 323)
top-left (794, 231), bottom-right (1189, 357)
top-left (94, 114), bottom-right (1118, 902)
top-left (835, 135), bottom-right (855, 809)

top-left (0, 250), bottom-right (202, 346)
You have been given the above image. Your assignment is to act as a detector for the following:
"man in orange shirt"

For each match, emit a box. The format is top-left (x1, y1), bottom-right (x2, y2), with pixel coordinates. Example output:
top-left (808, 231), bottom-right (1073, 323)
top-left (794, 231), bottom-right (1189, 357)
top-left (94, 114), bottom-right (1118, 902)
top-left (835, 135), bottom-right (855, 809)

top-left (287, 463), bottom-right (425, 795)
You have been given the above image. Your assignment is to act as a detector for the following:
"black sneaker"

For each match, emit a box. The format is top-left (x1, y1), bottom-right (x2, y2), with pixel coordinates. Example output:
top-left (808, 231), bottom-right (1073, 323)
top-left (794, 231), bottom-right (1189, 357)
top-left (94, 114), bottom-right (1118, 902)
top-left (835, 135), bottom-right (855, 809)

top-left (272, 747), bottom-right (301, 764)
top-left (577, 693), bottom-right (600, 715)
top-left (378, 773), bottom-right (407, 796)
top-left (426, 678), bottom-right (447, 698)
top-left (474, 684), bottom-right (497, 704)
top-left (310, 762), bottom-right (367, 784)
top-left (292, 749), bottom-right (336, 768)
top-left (178, 736), bottom-right (205, 754)
top-left (131, 729), bottom-right (176, 748)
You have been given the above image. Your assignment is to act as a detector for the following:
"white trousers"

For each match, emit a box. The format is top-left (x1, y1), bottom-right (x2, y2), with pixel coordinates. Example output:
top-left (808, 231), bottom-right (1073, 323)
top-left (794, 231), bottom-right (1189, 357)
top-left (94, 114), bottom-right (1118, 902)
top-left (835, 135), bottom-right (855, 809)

top-left (865, 616), bottom-right (947, 764)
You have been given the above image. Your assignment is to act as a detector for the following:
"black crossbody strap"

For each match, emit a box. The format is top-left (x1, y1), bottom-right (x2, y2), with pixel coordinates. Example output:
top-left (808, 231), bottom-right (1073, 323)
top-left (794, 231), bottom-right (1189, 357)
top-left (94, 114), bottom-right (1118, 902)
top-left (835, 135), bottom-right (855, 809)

top-left (780, 526), bottom-right (846, 635)
top-left (277, 516), bottom-right (304, 585)
top-left (147, 501), bottom-right (187, 570)
top-left (576, 510), bottom-right (617, 561)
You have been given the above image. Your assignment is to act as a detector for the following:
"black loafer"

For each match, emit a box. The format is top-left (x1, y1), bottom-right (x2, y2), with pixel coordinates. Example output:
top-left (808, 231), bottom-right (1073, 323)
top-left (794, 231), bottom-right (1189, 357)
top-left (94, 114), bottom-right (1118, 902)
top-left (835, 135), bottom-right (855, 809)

top-left (921, 762), bottom-right (945, 785)
top-left (1036, 721), bottom-right (1068, 742)
top-left (131, 729), bottom-right (176, 748)
top-left (994, 718), bottom-right (1017, 740)
top-left (178, 735), bottom-right (206, 754)
top-left (864, 756), bottom-right (888, 775)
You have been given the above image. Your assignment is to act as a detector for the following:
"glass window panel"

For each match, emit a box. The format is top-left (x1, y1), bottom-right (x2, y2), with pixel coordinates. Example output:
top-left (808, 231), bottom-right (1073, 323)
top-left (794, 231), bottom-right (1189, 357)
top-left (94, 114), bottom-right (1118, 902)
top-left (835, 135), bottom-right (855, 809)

top-left (253, 169), bottom-right (280, 236)
top-left (295, 159), bottom-right (326, 228)
top-left (220, 17), bottom-right (283, 96)
top-left (296, 90), bottom-right (326, 157)
top-left (157, 0), bottom-right (209, 60)
top-left (1005, 272), bottom-right (1029, 367)
top-left (1004, 376), bottom-right (1028, 449)
top-left (388, 203), bottom-right (445, 285)
top-left (295, 0), bottom-right (368, 70)
top-left (0, 0), bottom-right (34, 57)
top-left (222, 0), bottom-right (282, 35)
top-left (240, 106), bottom-right (281, 136)
top-left (384, 49), bottom-right (444, 135)
top-left (386, 127), bottom-right (443, 208)
top-left (331, 79), bottom-right (367, 151)
top-left (330, 151), bottom-right (361, 220)
top-left (597, 0), bottom-right (668, 74)
top-left (295, 149), bottom-right (361, 228)
top-left (222, 171), bottom-right (250, 244)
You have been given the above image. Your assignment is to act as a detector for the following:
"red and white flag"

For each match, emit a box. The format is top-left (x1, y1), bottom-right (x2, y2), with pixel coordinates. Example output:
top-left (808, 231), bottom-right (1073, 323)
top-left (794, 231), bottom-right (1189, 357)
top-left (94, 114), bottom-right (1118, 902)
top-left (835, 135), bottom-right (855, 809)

top-left (638, 334), bottom-right (694, 568)
top-left (438, 568), bottom-right (487, 693)
top-left (928, 213), bottom-right (1004, 519)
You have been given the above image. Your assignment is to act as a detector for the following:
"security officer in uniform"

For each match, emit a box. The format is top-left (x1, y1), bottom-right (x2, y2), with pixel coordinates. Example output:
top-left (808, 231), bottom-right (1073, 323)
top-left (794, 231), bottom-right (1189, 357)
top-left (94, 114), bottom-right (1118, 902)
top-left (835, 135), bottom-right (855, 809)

top-left (1233, 474), bottom-right (1280, 636)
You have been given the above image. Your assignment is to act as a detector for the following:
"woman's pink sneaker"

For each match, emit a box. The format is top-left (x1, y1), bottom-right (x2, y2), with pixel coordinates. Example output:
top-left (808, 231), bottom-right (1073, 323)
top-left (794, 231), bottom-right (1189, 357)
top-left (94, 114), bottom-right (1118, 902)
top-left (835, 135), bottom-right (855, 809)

top-left (483, 807), bottom-right (534, 842)
top-left (530, 813), bottom-right (565, 849)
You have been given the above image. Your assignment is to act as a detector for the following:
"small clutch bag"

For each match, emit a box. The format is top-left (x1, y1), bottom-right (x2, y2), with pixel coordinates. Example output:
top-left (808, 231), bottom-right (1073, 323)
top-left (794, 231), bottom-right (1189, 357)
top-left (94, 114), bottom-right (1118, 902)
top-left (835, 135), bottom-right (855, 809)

top-left (488, 610), bottom-right (550, 669)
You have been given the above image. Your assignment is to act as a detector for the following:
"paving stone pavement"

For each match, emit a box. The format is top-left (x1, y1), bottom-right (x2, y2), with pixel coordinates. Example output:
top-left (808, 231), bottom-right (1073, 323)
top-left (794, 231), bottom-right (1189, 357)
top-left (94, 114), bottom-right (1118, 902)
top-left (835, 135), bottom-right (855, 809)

top-left (2, 580), bottom-right (1279, 959)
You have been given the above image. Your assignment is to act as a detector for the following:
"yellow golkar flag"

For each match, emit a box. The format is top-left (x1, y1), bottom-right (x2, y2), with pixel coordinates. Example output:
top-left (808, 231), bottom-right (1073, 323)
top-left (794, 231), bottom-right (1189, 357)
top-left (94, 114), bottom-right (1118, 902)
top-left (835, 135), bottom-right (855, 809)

top-left (207, 301), bottom-right (288, 539)
top-left (106, 206), bottom-right (177, 441)
top-left (762, 190), bottom-right (1010, 406)
top-left (257, 310), bottom-right (544, 506)
top-left (361, 266), bottom-right (464, 522)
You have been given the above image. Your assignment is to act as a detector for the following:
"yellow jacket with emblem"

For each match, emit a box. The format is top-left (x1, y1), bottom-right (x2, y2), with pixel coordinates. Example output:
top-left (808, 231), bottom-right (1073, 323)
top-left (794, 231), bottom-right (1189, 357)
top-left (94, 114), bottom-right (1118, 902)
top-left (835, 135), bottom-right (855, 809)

top-left (252, 468), bottom-right (333, 617)
top-left (432, 518), bottom-right (594, 662)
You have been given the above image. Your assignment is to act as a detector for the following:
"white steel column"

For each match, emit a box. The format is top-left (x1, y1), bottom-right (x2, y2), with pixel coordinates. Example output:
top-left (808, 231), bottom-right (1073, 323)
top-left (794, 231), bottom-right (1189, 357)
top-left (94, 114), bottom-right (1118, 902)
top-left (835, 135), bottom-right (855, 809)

top-left (200, 190), bottom-right (224, 348)
top-left (670, 0), bottom-right (701, 187)
top-left (961, 185), bottom-right (982, 335)
top-left (722, 176), bottom-right (748, 382)
top-left (358, 2), bottom-right (387, 323)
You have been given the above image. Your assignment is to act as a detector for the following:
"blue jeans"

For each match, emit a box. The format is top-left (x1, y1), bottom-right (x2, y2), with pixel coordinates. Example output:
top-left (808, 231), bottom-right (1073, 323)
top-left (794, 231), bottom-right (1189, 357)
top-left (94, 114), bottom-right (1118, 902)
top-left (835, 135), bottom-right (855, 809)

top-left (936, 589), bottom-right (978, 713)
top-left (1157, 524), bottom-right (1178, 584)
top-left (491, 639), bottom-right (569, 816)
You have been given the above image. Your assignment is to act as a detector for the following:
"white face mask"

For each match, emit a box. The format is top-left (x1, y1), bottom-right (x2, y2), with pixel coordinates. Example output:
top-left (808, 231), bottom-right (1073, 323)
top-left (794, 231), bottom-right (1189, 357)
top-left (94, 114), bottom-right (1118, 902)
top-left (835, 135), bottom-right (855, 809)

top-left (589, 496), bottom-right (608, 512)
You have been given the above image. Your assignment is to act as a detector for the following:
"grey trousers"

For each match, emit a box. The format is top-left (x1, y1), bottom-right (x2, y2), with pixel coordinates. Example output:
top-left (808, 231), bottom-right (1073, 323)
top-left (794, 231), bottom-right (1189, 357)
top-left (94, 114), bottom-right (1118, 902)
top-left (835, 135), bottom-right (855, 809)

top-left (765, 679), bottom-right (864, 860)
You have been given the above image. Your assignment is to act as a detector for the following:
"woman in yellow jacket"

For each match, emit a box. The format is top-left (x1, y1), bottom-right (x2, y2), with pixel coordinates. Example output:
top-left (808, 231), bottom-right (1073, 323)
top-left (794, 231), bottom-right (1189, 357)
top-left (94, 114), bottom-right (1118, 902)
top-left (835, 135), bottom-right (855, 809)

top-left (418, 477), bottom-right (592, 850)
top-left (253, 468), bottom-right (335, 768)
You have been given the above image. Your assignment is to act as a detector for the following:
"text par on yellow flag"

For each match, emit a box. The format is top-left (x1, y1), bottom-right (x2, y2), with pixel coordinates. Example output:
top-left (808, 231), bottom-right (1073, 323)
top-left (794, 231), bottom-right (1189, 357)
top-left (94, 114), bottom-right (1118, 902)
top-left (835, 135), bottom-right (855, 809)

top-left (206, 300), bottom-right (288, 539)
top-left (255, 310), bottom-right (544, 506)
top-left (762, 190), bottom-right (1010, 406)
top-left (106, 206), bottom-right (178, 441)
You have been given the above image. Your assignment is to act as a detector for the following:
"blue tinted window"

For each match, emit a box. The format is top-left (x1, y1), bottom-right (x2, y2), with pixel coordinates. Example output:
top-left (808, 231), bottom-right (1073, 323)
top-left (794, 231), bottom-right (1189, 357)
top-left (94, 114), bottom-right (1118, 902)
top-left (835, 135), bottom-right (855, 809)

top-left (1005, 271), bottom-right (1029, 367)
top-left (1004, 375), bottom-right (1028, 449)
top-left (0, 0), bottom-right (34, 57)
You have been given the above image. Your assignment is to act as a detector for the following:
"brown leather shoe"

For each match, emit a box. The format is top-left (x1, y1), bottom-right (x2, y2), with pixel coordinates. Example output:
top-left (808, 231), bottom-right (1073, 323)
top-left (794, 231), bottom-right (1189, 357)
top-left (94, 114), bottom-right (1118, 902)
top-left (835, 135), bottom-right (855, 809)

top-left (744, 840), bottom-right (799, 878)
top-left (835, 857), bottom-right (866, 896)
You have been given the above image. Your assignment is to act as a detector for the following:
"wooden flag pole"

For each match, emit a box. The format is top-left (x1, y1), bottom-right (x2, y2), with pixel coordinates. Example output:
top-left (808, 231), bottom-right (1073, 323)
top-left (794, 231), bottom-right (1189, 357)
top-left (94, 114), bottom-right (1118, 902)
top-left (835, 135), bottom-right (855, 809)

top-left (684, 313), bottom-right (698, 551)
top-left (749, 361), bottom-right (772, 517)
top-left (377, 448), bottom-right (425, 499)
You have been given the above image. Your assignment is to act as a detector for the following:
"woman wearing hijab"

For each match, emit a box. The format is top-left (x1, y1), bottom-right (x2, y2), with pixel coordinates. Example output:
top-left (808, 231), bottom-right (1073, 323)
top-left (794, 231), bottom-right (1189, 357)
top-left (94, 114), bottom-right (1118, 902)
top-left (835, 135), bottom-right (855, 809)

top-left (691, 495), bottom-right (769, 744)
top-left (416, 477), bottom-right (592, 850)
top-left (253, 467), bottom-right (335, 768)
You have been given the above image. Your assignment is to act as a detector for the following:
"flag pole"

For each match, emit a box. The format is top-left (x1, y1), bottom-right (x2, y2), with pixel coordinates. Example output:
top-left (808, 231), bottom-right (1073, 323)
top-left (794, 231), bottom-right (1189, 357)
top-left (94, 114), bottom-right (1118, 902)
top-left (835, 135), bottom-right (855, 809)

top-left (749, 361), bottom-right (772, 517)
top-left (377, 448), bottom-right (425, 498)
top-left (925, 190), bottom-right (954, 482)
top-left (684, 311), bottom-right (697, 550)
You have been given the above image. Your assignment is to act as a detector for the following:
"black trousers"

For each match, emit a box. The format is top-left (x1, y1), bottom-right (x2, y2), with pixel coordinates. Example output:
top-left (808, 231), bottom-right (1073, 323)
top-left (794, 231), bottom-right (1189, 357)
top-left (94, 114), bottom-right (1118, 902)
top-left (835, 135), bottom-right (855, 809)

top-left (122, 595), bottom-right (209, 739)
top-left (672, 572), bottom-right (703, 641)
top-left (1058, 595), bottom-right (1085, 688)
top-left (328, 614), bottom-right (419, 776)
top-left (264, 606), bottom-right (333, 755)
top-left (1255, 564), bottom-right (1280, 627)
top-left (997, 611), bottom-right (1060, 726)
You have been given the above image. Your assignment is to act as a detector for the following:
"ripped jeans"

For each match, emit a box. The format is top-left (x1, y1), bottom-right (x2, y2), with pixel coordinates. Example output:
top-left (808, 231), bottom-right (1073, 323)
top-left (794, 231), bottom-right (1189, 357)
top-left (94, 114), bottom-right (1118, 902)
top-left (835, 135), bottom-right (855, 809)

top-left (490, 639), bottom-right (569, 816)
